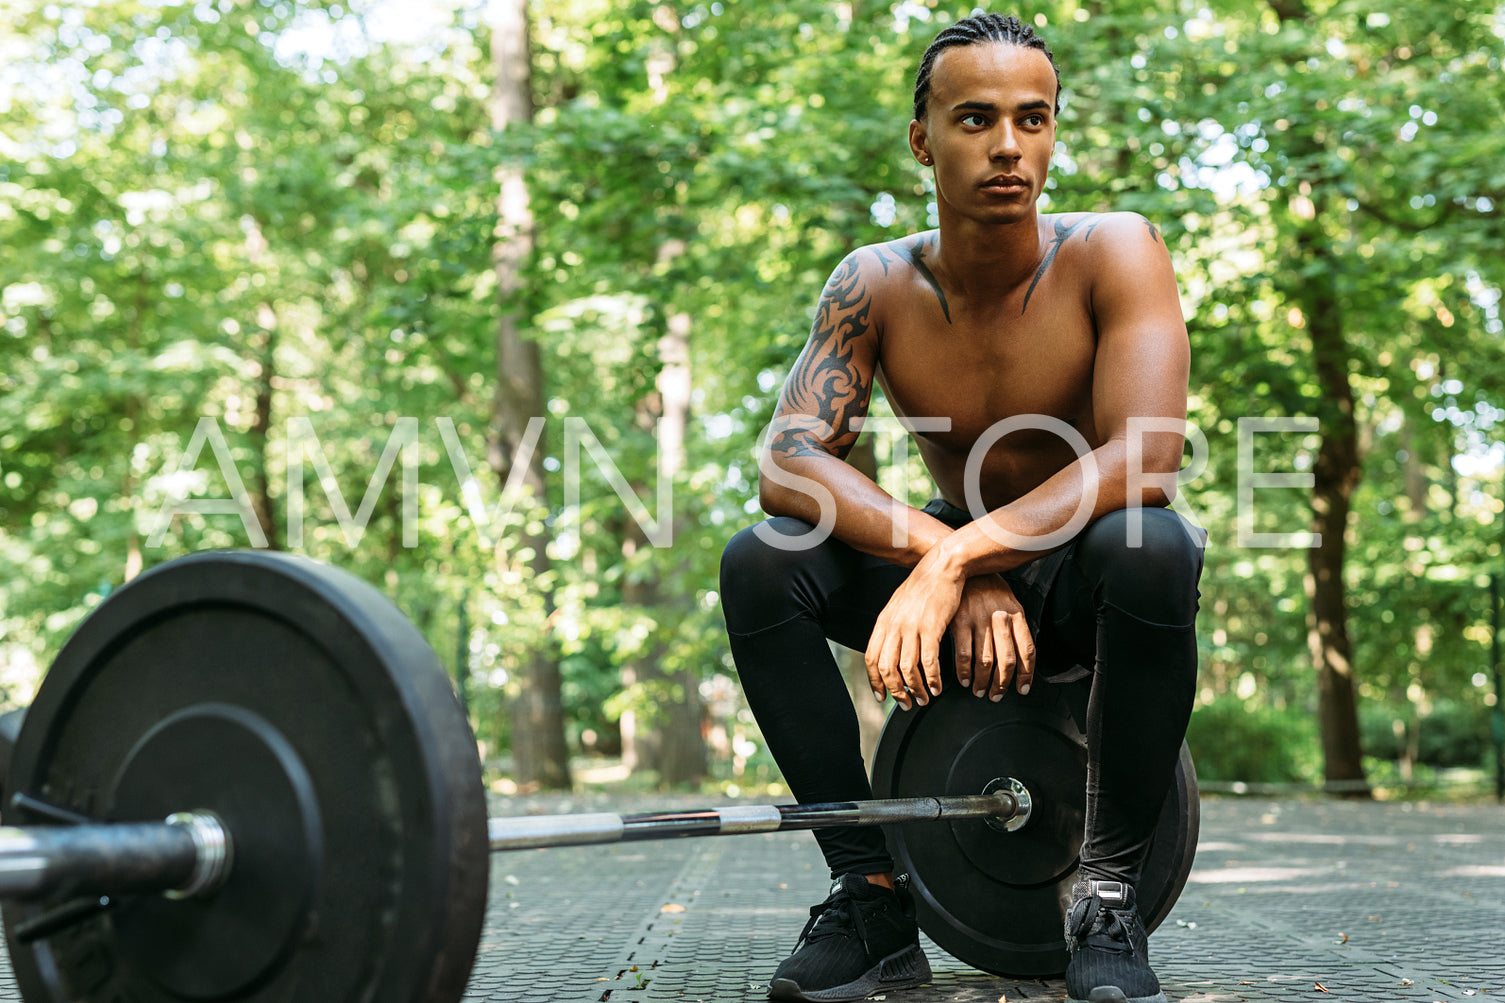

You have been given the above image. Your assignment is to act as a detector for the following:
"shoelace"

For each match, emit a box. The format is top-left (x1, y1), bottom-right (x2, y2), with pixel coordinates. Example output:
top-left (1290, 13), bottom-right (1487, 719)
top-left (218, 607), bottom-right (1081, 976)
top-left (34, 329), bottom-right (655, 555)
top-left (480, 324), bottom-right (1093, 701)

top-left (1066, 891), bottom-right (1130, 946)
top-left (794, 886), bottom-right (870, 954)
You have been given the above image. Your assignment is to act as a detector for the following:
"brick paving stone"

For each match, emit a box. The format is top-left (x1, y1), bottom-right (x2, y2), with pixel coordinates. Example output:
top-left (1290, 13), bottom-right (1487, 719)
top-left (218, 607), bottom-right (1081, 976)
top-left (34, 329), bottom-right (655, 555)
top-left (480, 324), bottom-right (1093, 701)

top-left (0, 795), bottom-right (1499, 1001)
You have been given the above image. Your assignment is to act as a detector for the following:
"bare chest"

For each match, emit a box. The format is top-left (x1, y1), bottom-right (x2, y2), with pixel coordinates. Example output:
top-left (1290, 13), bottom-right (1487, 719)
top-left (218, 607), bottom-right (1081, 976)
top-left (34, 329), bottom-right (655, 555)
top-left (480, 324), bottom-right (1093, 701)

top-left (876, 289), bottom-right (1098, 451)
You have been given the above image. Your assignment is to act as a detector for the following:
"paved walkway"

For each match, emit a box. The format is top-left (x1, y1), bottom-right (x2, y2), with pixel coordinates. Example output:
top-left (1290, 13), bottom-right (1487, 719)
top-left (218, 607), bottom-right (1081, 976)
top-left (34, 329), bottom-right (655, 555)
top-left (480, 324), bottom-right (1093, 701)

top-left (463, 795), bottom-right (1503, 1003)
top-left (0, 796), bottom-right (1499, 1001)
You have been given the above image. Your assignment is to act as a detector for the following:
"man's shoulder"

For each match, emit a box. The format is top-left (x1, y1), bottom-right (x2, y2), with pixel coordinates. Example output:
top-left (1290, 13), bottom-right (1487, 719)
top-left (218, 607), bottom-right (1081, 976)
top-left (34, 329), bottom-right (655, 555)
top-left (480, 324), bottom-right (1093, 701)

top-left (1042, 210), bottom-right (1165, 254)
top-left (842, 231), bottom-right (936, 274)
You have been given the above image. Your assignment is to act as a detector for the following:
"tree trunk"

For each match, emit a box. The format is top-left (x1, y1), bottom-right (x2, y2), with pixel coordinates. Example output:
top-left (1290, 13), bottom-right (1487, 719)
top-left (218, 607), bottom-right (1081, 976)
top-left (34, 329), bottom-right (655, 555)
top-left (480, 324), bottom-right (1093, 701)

top-left (1400, 421), bottom-right (1427, 521)
top-left (490, 0), bottom-right (570, 790)
top-left (1270, 0), bottom-right (1369, 797)
top-left (1297, 218), bottom-right (1369, 796)
top-left (249, 310), bottom-right (281, 550)
top-left (620, 312), bottom-right (706, 787)
top-left (122, 269), bottom-right (148, 581)
top-left (239, 218), bottom-right (281, 550)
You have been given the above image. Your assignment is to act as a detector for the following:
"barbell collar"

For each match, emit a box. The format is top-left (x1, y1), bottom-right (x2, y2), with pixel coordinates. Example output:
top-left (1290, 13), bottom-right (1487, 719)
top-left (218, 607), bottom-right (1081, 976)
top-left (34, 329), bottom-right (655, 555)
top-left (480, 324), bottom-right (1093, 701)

top-left (163, 810), bottom-right (232, 900)
top-left (488, 789), bottom-right (1023, 852)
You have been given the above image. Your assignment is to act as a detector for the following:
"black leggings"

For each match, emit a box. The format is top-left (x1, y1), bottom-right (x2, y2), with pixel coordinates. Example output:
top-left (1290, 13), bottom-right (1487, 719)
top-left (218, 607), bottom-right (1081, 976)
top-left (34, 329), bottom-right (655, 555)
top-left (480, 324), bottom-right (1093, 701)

top-left (719, 503), bottom-right (1204, 886)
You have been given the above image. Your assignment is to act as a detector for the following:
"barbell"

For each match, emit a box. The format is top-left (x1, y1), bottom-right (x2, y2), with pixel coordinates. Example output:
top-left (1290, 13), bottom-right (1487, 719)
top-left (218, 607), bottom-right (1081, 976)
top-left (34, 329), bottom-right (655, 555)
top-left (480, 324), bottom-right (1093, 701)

top-left (0, 551), bottom-right (1198, 1000)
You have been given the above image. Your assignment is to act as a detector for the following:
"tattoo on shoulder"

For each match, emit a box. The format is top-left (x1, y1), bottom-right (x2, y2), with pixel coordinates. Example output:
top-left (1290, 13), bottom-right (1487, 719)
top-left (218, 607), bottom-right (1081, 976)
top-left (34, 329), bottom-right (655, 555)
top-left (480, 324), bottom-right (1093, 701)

top-left (770, 255), bottom-right (874, 460)
top-left (1143, 217), bottom-right (1162, 244)
top-left (903, 234), bottom-right (952, 324)
top-left (1020, 215), bottom-right (1092, 315)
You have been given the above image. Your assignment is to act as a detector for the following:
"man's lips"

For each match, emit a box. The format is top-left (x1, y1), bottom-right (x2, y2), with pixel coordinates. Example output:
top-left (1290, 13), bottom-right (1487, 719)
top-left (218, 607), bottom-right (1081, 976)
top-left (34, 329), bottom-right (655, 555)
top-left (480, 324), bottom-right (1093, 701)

top-left (981, 175), bottom-right (1028, 190)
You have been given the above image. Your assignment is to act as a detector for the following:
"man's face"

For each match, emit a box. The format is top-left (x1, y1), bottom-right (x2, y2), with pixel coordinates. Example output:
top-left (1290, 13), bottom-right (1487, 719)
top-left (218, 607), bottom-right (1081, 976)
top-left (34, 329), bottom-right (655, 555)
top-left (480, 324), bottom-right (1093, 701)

top-left (909, 43), bottom-right (1058, 226)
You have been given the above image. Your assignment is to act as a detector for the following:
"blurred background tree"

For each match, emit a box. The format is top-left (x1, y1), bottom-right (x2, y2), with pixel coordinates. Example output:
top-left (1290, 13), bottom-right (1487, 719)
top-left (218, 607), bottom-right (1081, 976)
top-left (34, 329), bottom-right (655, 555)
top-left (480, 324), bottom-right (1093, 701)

top-left (2, 0), bottom-right (1502, 795)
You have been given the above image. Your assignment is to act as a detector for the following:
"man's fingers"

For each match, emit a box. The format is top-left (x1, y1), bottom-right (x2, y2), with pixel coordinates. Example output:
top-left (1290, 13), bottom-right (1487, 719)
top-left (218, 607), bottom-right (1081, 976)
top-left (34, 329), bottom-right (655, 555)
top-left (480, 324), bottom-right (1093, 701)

top-left (867, 629), bottom-right (909, 709)
top-left (954, 637), bottom-right (973, 690)
top-left (989, 610), bottom-right (1016, 701)
top-left (884, 631), bottom-right (910, 708)
top-left (953, 619), bottom-right (975, 689)
top-left (864, 643), bottom-right (886, 702)
top-left (882, 663), bottom-right (909, 707)
top-left (1011, 611), bottom-right (1036, 695)
top-left (897, 633), bottom-right (927, 707)
top-left (973, 625), bottom-right (995, 698)
top-left (920, 632), bottom-right (942, 698)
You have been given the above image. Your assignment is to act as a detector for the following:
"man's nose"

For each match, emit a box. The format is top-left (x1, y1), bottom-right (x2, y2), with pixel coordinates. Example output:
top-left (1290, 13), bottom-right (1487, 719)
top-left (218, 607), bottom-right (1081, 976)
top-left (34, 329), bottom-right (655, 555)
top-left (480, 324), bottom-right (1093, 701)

top-left (990, 122), bottom-right (1021, 160)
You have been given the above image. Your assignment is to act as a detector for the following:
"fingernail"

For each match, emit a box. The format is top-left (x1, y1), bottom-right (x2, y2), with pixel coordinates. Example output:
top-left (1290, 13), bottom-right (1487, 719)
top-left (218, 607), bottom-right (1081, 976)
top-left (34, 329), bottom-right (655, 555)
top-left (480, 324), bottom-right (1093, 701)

top-left (1019, 682), bottom-right (1031, 695)
top-left (990, 692), bottom-right (1003, 702)
top-left (974, 689), bottom-right (985, 698)
top-left (874, 689), bottom-right (885, 702)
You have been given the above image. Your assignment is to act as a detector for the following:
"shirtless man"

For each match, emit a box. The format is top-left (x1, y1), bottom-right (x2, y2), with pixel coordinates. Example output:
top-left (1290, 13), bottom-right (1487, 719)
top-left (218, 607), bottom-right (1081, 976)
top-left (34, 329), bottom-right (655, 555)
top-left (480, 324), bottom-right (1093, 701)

top-left (718, 13), bottom-right (1203, 1003)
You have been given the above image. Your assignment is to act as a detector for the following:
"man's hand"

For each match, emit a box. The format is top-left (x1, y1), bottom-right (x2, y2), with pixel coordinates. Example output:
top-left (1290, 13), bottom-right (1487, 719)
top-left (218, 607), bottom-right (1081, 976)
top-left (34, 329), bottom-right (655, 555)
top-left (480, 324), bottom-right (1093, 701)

top-left (864, 551), bottom-right (964, 710)
top-left (865, 556), bottom-right (1038, 710)
top-left (951, 575), bottom-right (1035, 701)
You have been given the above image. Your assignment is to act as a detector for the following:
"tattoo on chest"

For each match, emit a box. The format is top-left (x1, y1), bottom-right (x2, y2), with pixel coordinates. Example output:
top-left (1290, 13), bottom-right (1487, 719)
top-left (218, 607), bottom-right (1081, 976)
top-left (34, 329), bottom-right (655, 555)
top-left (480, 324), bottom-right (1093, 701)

top-left (1020, 215), bottom-right (1093, 316)
top-left (903, 235), bottom-right (952, 324)
top-left (770, 256), bottom-right (872, 459)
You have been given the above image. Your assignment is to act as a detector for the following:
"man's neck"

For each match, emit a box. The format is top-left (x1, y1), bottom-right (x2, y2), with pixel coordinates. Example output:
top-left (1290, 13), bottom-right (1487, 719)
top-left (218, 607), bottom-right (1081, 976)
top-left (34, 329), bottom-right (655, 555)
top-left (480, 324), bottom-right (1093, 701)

top-left (929, 210), bottom-right (1045, 301)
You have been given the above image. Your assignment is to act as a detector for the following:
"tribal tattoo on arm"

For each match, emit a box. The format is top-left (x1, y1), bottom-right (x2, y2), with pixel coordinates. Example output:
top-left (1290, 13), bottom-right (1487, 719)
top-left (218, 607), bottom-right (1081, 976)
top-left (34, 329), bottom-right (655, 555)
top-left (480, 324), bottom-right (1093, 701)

top-left (767, 254), bottom-right (877, 461)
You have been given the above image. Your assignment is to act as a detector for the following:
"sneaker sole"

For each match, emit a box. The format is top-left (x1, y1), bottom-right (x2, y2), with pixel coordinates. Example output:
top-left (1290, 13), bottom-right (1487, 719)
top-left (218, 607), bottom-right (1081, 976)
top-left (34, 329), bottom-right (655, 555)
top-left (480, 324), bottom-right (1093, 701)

top-left (768, 944), bottom-right (931, 1002)
top-left (1068, 990), bottom-right (1169, 1003)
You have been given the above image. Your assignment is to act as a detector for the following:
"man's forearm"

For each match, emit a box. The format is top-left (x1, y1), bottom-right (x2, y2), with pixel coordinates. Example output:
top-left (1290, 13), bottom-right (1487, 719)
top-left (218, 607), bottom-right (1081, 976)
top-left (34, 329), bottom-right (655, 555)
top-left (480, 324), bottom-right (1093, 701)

top-left (759, 453), bottom-right (953, 567)
top-left (928, 438), bottom-right (1171, 580)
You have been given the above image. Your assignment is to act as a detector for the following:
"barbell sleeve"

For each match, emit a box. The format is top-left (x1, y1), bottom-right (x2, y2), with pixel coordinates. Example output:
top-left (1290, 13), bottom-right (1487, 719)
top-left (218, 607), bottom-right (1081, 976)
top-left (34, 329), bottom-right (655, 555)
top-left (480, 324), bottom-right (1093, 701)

top-left (0, 811), bottom-right (229, 901)
top-left (487, 790), bottom-right (1023, 852)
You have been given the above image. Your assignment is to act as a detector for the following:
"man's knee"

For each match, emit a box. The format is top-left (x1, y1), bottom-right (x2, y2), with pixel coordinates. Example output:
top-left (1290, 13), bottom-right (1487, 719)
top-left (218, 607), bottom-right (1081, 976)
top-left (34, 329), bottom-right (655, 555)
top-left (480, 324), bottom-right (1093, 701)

top-left (719, 518), bottom-right (820, 634)
top-left (1074, 508), bottom-right (1204, 625)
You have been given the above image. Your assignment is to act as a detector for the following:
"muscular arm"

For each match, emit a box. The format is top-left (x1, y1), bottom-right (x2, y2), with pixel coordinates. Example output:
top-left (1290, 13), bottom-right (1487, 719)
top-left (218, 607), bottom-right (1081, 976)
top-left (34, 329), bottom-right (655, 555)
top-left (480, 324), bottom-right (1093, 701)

top-left (928, 214), bottom-right (1190, 578)
top-left (760, 248), bottom-right (952, 565)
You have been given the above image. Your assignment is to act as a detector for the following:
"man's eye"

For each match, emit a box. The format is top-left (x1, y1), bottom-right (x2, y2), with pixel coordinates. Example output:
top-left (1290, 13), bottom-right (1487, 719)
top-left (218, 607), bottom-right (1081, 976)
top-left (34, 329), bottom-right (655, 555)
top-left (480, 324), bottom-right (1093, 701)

top-left (961, 113), bottom-right (987, 127)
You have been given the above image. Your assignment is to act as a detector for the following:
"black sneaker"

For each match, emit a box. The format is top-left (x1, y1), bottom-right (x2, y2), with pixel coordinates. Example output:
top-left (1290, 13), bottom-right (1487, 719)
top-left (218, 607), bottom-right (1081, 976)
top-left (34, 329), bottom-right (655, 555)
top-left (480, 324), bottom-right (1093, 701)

top-left (1064, 879), bottom-right (1168, 1003)
top-left (767, 873), bottom-right (931, 1001)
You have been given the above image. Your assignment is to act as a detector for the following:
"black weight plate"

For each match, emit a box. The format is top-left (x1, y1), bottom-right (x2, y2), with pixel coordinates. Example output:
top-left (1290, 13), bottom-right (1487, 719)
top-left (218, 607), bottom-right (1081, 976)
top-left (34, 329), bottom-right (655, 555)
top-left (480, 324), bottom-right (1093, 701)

top-left (2, 550), bottom-right (489, 1002)
top-left (870, 681), bottom-right (1198, 977)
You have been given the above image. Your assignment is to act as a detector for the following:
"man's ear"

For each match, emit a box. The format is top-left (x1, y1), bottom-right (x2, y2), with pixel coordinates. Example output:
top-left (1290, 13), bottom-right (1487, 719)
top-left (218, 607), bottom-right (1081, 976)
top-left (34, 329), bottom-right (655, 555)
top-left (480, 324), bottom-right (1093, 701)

top-left (909, 119), bottom-right (931, 166)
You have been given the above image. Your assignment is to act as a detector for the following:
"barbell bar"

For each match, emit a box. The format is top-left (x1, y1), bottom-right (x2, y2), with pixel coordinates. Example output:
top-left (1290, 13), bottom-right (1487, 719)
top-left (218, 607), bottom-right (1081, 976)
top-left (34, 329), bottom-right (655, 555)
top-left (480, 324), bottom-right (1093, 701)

top-left (0, 788), bottom-right (1028, 909)
top-left (486, 783), bottom-right (1031, 850)
top-left (0, 550), bottom-right (1197, 1001)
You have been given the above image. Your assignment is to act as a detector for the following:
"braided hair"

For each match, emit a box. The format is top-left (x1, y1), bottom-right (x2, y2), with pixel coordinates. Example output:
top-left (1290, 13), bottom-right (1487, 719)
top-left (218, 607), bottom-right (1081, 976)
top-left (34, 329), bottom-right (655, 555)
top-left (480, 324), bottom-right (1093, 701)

top-left (912, 12), bottom-right (1060, 121)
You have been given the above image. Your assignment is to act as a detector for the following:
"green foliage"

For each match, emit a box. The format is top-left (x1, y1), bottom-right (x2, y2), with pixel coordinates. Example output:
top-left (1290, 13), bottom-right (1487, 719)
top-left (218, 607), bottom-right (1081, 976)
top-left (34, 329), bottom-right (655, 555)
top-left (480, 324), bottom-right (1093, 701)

top-left (1185, 698), bottom-right (1321, 784)
top-left (1360, 698), bottom-right (1494, 770)
top-left (3, 0), bottom-right (1504, 789)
